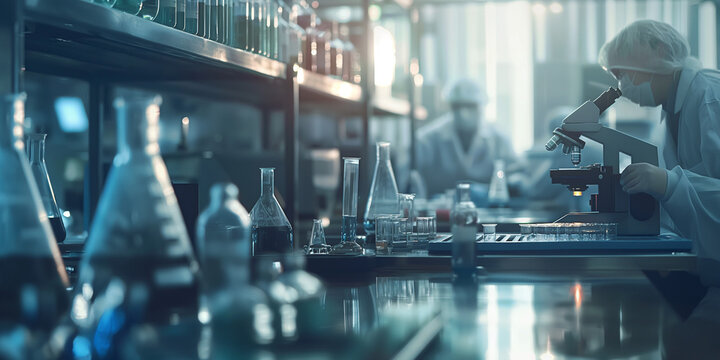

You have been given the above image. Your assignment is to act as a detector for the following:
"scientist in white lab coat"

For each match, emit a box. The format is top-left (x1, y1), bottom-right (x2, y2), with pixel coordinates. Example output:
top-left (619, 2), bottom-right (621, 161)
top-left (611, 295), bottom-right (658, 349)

top-left (599, 20), bottom-right (720, 286)
top-left (416, 79), bottom-right (518, 197)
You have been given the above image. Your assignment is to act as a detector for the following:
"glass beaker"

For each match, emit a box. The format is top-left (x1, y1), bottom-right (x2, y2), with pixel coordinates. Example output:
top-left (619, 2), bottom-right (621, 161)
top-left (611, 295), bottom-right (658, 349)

top-left (488, 159), bottom-right (509, 208)
top-left (0, 93), bottom-right (69, 332)
top-left (156, 0), bottom-right (178, 27)
top-left (139, 0), bottom-right (160, 20)
top-left (451, 183), bottom-right (478, 277)
top-left (332, 157), bottom-right (363, 255)
top-left (363, 142), bottom-right (399, 235)
top-left (305, 219), bottom-right (331, 255)
top-left (250, 168), bottom-right (293, 256)
top-left (73, 93), bottom-right (200, 328)
top-left (26, 133), bottom-right (66, 243)
top-left (113, 0), bottom-right (143, 15)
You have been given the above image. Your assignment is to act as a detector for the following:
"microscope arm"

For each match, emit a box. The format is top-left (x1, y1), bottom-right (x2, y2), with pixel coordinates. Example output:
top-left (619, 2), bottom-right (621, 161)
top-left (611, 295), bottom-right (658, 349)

top-left (564, 125), bottom-right (659, 173)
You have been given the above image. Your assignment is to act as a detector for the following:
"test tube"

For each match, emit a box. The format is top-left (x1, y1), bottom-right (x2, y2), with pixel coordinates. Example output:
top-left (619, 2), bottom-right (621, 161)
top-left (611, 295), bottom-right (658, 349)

top-left (331, 157), bottom-right (363, 255)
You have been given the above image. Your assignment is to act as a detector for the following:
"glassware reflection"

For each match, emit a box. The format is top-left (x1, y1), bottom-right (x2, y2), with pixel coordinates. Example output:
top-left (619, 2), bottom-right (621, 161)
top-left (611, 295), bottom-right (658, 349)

top-left (322, 284), bottom-right (377, 335)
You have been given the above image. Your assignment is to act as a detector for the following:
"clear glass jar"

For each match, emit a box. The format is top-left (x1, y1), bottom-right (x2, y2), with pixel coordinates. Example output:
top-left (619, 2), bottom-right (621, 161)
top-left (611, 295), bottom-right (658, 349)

top-left (0, 93), bottom-right (69, 333)
top-left (26, 133), bottom-right (66, 243)
top-left (72, 93), bottom-right (200, 329)
top-left (250, 168), bottom-right (293, 255)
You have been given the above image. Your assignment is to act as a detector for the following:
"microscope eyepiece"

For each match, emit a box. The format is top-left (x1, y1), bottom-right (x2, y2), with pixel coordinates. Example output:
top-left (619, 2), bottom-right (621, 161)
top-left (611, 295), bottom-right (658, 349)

top-left (593, 87), bottom-right (622, 115)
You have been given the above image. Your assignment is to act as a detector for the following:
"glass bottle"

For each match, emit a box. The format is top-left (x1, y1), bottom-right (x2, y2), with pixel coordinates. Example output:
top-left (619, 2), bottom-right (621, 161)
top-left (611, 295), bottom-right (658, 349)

top-left (250, 168), bottom-right (293, 255)
top-left (287, 1), bottom-right (306, 66)
top-left (26, 134), bottom-right (66, 243)
top-left (305, 219), bottom-right (330, 254)
top-left (340, 24), bottom-right (353, 82)
top-left (174, 0), bottom-right (186, 30)
top-left (139, 0), bottom-right (160, 20)
top-left (197, 0), bottom-right (207, 37)
top-left (72, 93), bottom-right (200, 329)
top-left (451, 183), bottom-right (478, 277)
top-left (0, 93), bottom-right (69, 333)
top-left (332, 157), bottom-right (363, 255)
top-left (229, 0), bottom-right (250, 50)
top-left (196, 183), bottom-right (273, 346)
top-left (277, 253), bottom-right (325, 338)
top-left (156, 0), bottom-right (177, 27)
top-left (254, 258), bottom-right (298, 342)
top-left (363, 142), bottom-right (399, 235)
top-left (113, 0), bottom-right (143, 15)
top-left (488, 159), bottom-right (509, 208)
top-left (268, 0), bottom-right (281, 59)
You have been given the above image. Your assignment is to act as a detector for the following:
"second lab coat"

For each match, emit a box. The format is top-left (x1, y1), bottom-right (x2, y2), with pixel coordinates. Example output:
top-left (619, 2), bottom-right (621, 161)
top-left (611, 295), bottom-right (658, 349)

top-left (659, 62), bottom-right (720, 286)
top-left (415, 114), bottom-right (517, 197)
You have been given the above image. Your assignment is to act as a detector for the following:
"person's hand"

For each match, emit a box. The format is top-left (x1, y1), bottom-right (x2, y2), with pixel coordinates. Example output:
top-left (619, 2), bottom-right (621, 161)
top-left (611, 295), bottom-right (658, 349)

top-left (620, 163), bottom-right (667, 198)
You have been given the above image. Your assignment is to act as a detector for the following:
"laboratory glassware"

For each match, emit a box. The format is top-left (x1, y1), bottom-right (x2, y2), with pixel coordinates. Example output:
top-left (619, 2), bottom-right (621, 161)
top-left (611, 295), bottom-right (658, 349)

top-left (363, 142), bottom-right (399, 236)
top-left (340, 24), bottom-right (354, 81)
top-left (254, 257), bottom-right (299, 342)
top-left (94, 0), bottom-right (117, 7)
top-left (196, 184), bottom-right (273, 346)
top-left (156, 0), bottom-right (177, 27)
top-left (267, 0), bottom-right (281, 59)
top-left (250, 168), bottom-right (293, 255)
top-left (305, 219), bottom-right (331, 255)
top-left (197, 0), bottom-right (207, 36)
top-left (416, 216), bottom-right (436, 243)
top-left (174, 0), bottom-right (186, 30)
top-left (398, 193), bottom-right (416, 247)
top-left (488, 159), bottom-right (509, 207)
top-left (482, 224), bottom-right (497, 242)
top-left (197, 183), bottom-right (251, 293)
top-left (374, 215), bottom-right (397, 254)
top-left (184, 0), bottom-right (199, 33)
top-left (287, 1), bottom-right (306, 66)
top-left (332, 157), bottom-right (363, 255)
top-left (391, 217), bottom-right (409, 252)
top-left (230, 0), bottom-right (250, 50)
top-left (139, 0), bottom-right (160, 20)
top-left (73, 93), bottom-right (200, 328)
top-left (113, 0), bottom-right (143, 15)
top-left (0, 93), bottom-right (69, 332)
top-left (277, 253), bottom-right (325, 338)
top-left (314, 21), bottom-right (332, 74)
top-left (26, 134), bottom-right (66, 242)
top-left (451, 183), bottom-right (478, 277)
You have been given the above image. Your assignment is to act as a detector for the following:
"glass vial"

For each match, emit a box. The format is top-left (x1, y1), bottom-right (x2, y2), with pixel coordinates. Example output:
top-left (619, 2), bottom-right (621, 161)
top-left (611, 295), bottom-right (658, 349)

top-left (197, 0), bottom-right (207, 37)
top-left (26, 134), bottom-right (66, 243)
top-left (363, 142), bottom-right (399, 235)
top-left (451, 183), bottom-right (478, 277)
top-left (488, 159), bottom-right (509, 208)
top-left (174, 0), bottom-right (186, 30)
top-left (250, 168), bottom-right (293, 256)
top-left (156, 0), bottom-right (178, 27)
top-left (73, 93), bottom-right (200, 329)
top-left (332, 157), bottom-right (363, 255)
top-left (230, 0), bottom-right (250, 50)
top-left (0, 93), bottom-right (69, 333)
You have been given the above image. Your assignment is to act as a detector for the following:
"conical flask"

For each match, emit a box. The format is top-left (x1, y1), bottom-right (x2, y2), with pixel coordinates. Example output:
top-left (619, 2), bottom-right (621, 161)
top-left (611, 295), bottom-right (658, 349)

top-left (363, 142), bottom-right (399, 234)
top-left (250, 168), bottom-right (293, 256)
top-left (488, 159), bottom-right (509, 208)
top-left (0, 93), bottom-right (69, 332)
top-left (73, 93), bottom-right (200, 328)
top-left (27, 133), bottom-right (66, 242)
top-left (305, 219), bottom-right (330, 255)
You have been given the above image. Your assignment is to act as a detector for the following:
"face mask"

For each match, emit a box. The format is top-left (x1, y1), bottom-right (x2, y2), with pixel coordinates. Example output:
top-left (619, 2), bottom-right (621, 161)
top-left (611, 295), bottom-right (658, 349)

top-left (619, 73), bottom-right (658, 107)
top-left (453, 106), bottom-right (480, 132)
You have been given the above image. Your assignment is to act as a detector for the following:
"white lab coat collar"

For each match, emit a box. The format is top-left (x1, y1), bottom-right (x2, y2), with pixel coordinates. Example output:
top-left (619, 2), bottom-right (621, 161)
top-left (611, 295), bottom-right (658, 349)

top-left (436, 114), bottom-right (491, 171)
top-left (674, 63), bottom-right (702, 114)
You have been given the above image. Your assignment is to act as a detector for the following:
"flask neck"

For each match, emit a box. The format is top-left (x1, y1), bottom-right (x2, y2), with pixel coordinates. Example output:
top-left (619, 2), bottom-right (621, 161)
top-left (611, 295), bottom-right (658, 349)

top-left (0, 94), bottom-right (26, 152)
top-left (27, 134), bottom-right (46, 164)
top-left (456, 185), bottom-right (472, 204)
top-left (377, 143), bottom-right (391, 164)
top-left (260, 168), bottom-right (275, 197)
top-left (115, 97), bottom-right (161, 156)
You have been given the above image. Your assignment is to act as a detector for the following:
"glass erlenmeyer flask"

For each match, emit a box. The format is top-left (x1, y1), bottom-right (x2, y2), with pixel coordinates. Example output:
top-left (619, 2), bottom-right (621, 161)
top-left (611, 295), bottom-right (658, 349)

top-left (363, 142), bottom-right (399, 235)
top-left (305, 219), bottom-right (330, 255)
top-left (73, 93), bottom-right (200, 329)
top-left (0, 94), bottom-right (69, 332)
top-left (488, 159), bottom-right (509, 208)
top-left (332, 157), bottom-right (363, 255)
top-left (27, 133), bottom-right (66, 243)
top-left (250, 168), bottom-right (293, 256)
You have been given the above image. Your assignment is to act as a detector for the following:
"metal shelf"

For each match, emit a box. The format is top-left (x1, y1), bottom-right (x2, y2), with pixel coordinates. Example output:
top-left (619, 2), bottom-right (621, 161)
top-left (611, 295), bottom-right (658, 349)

top-left (24, 0), bottom-right (287, 81)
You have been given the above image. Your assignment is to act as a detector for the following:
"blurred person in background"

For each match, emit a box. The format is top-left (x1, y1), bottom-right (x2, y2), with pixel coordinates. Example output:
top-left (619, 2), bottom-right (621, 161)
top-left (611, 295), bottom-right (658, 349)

top-left (415, 79), bottom-right (520, 198)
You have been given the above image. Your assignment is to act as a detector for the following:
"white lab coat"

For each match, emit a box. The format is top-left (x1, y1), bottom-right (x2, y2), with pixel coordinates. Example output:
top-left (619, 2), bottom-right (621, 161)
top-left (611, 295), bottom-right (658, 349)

top-left (415, 114), bottom-right (517, 196)
top-left (659, 63), bottom-right (720, 286)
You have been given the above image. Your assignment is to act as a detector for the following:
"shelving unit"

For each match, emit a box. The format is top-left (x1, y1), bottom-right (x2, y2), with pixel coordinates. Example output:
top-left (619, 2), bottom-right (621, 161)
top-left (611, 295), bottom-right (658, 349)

top-left (1, 0), bottom-right (422, 237)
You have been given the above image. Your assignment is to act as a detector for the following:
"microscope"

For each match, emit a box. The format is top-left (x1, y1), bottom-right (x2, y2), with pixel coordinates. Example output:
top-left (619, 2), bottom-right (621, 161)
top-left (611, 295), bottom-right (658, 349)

top-left (545, 87), bottom-right (660, 236)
